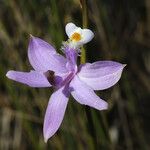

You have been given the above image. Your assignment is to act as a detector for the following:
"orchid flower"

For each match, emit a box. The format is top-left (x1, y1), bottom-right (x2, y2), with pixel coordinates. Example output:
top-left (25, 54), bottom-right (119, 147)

top-left (6, 23), bottom-right (125, 142)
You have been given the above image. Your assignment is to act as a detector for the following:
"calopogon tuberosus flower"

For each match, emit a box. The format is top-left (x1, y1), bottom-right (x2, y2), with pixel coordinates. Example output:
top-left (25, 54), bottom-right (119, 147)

top-left (6, 22), bottom-right (125, 142)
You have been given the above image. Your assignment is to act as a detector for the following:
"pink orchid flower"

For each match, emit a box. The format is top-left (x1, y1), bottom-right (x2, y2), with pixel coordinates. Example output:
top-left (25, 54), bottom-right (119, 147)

top-left (6, 23), bottom-right (125, 142)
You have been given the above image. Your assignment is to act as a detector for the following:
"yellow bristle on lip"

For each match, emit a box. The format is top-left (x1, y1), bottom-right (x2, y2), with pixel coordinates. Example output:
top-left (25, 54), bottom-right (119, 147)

top-left (71, 32), bottom-right (81, 41)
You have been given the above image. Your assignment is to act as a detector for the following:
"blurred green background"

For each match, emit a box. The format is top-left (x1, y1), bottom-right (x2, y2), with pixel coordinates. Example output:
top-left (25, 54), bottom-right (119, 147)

top-left (0, 0), bottom-right (150, 149)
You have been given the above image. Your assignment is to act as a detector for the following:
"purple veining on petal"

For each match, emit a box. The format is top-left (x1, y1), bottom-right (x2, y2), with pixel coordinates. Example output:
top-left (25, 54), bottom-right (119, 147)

top-left (70, 75), bottom-right (108, 110)
top-left (43, 86), bottom-right (69, 142)
top-left (28, 36), bottom-right (67, 74)
top-left (6, 70), bottom-right (51, 87)
top-left (64, 46), bottom-right (78, 72)
top-left (78, 61), bottom-right (125, 90)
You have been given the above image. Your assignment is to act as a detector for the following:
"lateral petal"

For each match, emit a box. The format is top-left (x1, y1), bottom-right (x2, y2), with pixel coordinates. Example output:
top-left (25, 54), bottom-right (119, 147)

top-left (81, 29), bottom-right (94, 44)
top-left (65, 22), bottom-right (78, 38)
top-left (70, 75), bottom-right (108, 110)
top-left (78, 61), bottom-right (125, 90)
top-left (28, 36), bottom-right (67, 73)
top-left (43, 86), bottom-right (69, 142)
top-left (6, 70), bottom-right (51, 87)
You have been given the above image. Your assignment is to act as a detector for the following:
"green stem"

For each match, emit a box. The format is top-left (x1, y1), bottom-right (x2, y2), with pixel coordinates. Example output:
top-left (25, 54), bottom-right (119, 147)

top-left (80, 47), bottom-right (86, 64)
top-left (80, 0), bottom-right (87, 64)
top-left (81, 0), bottom-right (97, 149)
top-left (82, 0), bottom-right (88, 28)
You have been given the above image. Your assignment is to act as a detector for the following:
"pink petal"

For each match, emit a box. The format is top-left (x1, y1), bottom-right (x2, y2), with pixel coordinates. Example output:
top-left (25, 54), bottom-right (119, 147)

top-left (6, 70), bottom-right (51, 87)
top-left (28, 36), bottom-right (67, 73)
top-left (43, 86), bottom-right (69, 142)
top-left (78, 61), bottom-right (125, 90)
top-left (70, 75), bottom-right (108, 110)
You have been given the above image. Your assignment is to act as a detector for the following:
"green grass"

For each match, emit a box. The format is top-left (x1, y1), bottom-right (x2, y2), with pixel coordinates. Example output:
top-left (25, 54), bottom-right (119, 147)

top-left (0, 0), bottom-right (150, 149)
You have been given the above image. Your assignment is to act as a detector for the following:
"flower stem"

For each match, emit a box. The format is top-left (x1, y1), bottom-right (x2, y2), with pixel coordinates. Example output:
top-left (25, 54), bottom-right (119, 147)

top-left (81, 0), bottom-right (98, 148)
top-left (80, 0), bottom-right (87, 64)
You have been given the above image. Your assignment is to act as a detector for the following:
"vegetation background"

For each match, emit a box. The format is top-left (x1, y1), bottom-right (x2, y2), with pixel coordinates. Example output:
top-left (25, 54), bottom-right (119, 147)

top-left (0, 0), bottom-right (150, 149)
